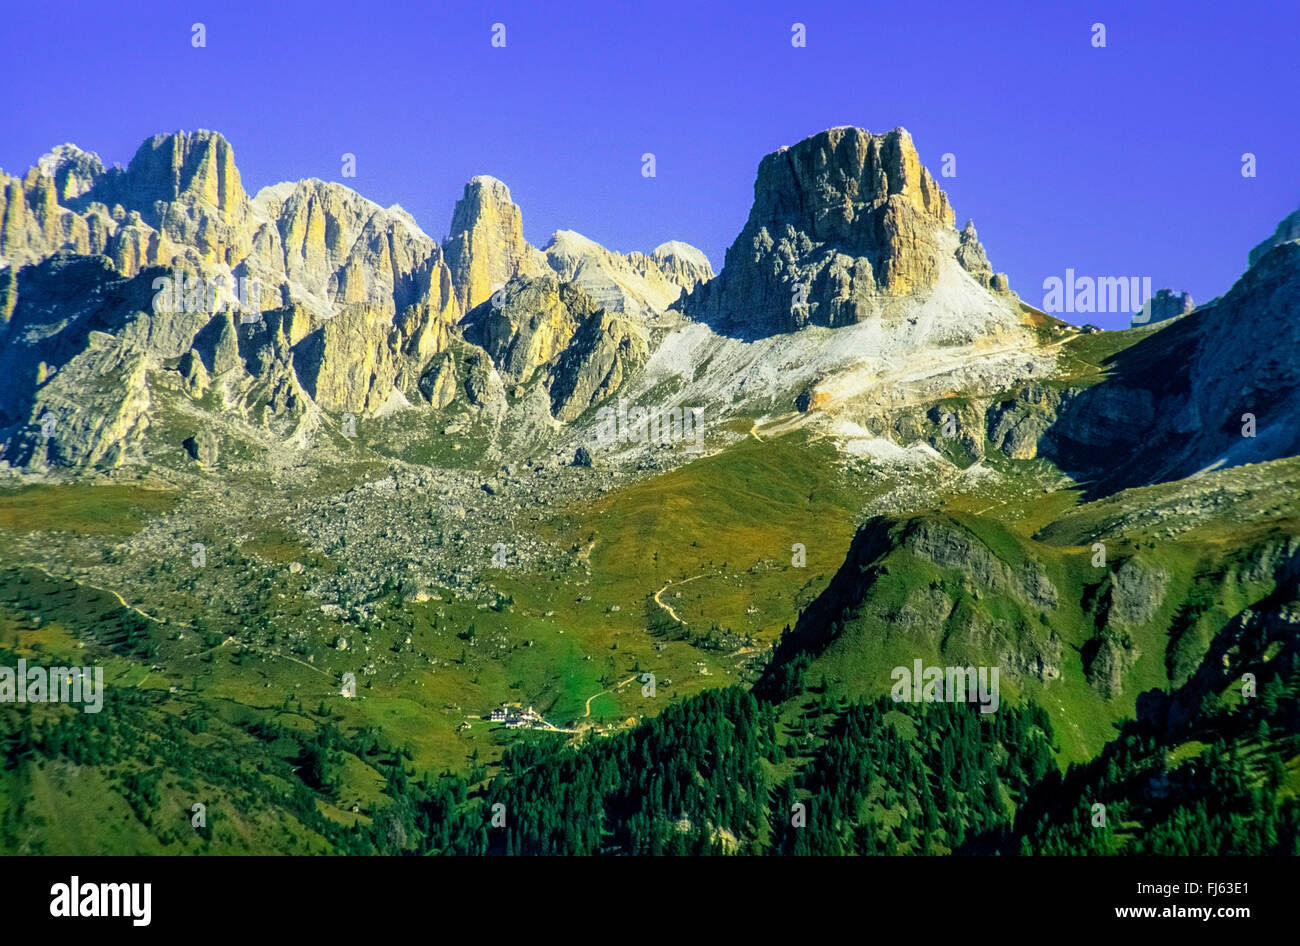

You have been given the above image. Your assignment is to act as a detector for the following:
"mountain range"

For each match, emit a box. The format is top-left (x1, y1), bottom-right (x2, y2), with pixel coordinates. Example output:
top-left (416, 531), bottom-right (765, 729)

top-left (0, 124), bottom-right (1297, 856)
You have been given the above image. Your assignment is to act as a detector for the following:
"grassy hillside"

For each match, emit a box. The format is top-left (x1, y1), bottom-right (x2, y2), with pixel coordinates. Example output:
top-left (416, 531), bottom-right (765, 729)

top-left (2, 382), bottom-right (1298, 854)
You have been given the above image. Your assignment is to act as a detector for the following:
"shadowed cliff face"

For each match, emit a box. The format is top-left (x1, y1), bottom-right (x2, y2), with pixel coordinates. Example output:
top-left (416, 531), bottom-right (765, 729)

top-left (682, 126), bottom-right (1006, 337)
top-left (1039, 238), bottom-right (1300, 497)
top-left (0, 255), bottom-right (162, 468)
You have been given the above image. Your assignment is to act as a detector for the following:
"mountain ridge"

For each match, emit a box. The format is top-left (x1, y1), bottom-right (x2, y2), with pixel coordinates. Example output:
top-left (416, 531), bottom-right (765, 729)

top-left (2, 125), bottom-right (1298, 493)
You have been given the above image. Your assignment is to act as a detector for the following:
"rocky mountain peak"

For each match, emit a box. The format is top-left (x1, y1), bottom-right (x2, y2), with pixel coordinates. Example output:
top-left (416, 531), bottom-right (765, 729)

top-left (750, 126), bottom-right (954, 237)
top-left (682, 126), bottom-right (1006, 334)
top-left (443, 174), bottom-right (547, 312)
top-left (652, 240), bottom-right (710, 268)
top-left (458, 174), bottom-right (515, 211)
top-left (542, 230), bottom-right (713, 317)
top-left (35, 144), bottom-right (105, 201)
top-left (0, 129), bottom-right (721, 472)
top-left (545, 228), bottom-right (604, 256)
top-left (1130, 288), bottom-right (1194, 328)
top-left (651, 241), bottom-right (714, 293)
top-left (115, 129), bottom-right (246, 213)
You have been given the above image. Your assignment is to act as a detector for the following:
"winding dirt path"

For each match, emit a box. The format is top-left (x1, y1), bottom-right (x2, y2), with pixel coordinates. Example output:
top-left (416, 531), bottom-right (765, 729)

top-left (582, 674), bottom-right (639, 718)
top-left (652, 574), bottom-right (704, 625)
top-left (22, 563), bottom-right (184, 629)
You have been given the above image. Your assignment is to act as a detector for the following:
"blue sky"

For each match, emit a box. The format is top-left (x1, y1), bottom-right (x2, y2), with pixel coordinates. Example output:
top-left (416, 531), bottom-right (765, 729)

top-left (2, 0), bottom-right (1297, 328)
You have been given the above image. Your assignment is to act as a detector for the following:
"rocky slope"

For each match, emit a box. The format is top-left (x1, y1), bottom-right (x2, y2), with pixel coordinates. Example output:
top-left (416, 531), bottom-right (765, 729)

top-left (571, 127), bottom-right (1043, 469)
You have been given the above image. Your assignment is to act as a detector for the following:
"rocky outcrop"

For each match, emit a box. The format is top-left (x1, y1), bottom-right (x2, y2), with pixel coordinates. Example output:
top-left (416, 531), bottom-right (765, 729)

top-left (1131, 288), bottom-right (1194, 327)
top-left (1105, 556), bottom-right (1170, 628)
top-left (1084, 628), bottom-right (1140, 700)
top-left (901, 516), bottom-right (1058, 610)
top-left (546, 310), bottom-right (649, 422)
top-left (986, 385), bottom-right (1066, 459)
top-left (954, 220), bottom-right (992, 284)
top-left (876, 402), bottom-right (986, 467)
top-left (461, 348), bottom-right (507, 414)
top-left (183, 429), bottom-right (220, 468)
top-left (953, 220), bottom-right (1010, 293)
top-left (1001, 628), bottom-right (1064, 683)
top-left (542, 230), bottom-right (712, 318)
top-left (419, 351), bottom-right (459, 409)
top-left (1081, 555), bottom-right (1162, 692)
top-left (456, 272), bottom-right (655, 423)
top-left (882, 584), bottom-right (956, 645)
top-left (293, 304), bottom-right (405, 414)
top-left (460, 274), bottom-right (599, 384)
top-left (442, 176), bottom-right (548, 313)
top-left (682, 126), bottom-right (1004, 334)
